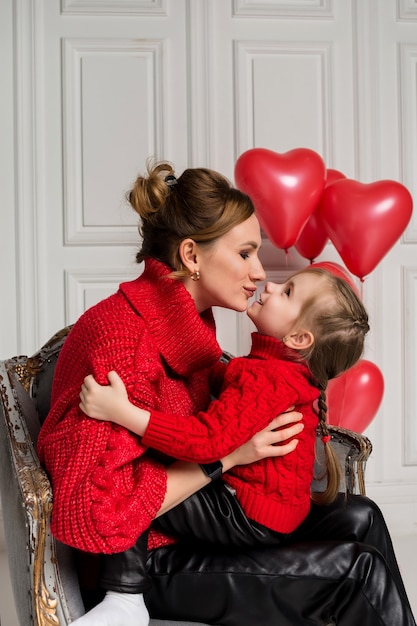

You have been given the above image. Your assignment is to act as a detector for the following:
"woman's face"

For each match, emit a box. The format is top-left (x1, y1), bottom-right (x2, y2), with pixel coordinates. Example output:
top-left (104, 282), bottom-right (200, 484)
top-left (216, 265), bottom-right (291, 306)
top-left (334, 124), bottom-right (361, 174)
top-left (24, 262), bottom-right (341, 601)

top-left (190, 213), bottom-right (266, 313)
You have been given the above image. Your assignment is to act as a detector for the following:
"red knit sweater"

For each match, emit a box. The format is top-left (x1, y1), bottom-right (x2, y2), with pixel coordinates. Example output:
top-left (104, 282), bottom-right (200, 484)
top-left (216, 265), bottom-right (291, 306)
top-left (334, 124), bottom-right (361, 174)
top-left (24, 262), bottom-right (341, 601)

top-left (37, 259), bottom-right (222, 554)
top-left (143, 333), bottom-right (320, 534)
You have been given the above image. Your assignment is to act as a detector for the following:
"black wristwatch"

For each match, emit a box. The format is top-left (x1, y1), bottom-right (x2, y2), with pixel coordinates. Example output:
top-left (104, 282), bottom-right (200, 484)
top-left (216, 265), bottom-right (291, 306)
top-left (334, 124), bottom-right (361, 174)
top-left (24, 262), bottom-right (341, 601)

top-left (199, 460), bottom-right (223, 481)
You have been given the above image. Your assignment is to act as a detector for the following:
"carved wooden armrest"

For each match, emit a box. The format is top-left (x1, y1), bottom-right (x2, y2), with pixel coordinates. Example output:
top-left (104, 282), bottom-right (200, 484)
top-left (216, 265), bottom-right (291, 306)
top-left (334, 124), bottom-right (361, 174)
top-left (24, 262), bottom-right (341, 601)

top-left (0, 338), bottom-right (82, 624)
top-left (328, 425), bottom-right (373, 495)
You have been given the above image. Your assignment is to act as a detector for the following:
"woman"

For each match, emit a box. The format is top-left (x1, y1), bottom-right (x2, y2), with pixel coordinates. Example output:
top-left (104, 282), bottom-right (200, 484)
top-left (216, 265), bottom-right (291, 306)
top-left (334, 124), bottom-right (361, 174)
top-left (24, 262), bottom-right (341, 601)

top-left (37, 161), bottom-right (415, 626)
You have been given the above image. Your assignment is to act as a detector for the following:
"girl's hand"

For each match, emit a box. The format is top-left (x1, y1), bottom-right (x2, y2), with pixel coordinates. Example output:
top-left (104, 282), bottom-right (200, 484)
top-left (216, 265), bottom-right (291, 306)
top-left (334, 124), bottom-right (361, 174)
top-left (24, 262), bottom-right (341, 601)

top-left (221, 409), bottom-right (304, 471)
top-left (79, 371), bottom-right (129, 423)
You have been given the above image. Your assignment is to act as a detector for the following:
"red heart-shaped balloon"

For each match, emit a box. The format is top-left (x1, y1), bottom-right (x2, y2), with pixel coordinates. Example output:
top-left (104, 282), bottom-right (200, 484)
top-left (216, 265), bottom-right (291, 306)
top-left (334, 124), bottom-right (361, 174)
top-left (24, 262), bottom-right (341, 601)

top-left (327, 359), bottom-right (384, 433)
top-left (295, 168), bottom-right (346, 261)
top-left (234, 148), bottom-right (326, 251)
top-left (319, 179), bottom-right (413, 279)
top-left (294, 208), bottom-right (328, 262)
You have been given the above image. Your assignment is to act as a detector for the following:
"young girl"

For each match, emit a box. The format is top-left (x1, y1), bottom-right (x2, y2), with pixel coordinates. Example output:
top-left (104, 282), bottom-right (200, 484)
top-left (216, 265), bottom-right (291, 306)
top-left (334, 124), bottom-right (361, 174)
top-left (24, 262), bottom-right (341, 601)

top-left (79, 266), bottom-right (369, 546)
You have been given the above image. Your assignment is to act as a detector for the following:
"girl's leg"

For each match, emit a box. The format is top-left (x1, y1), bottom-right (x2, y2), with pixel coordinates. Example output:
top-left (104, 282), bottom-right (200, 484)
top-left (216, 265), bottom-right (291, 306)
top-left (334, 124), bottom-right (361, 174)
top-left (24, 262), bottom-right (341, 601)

top-left (146, 540), bottom-right (417, 626)
top-left (72, 532), bottom-right (151, 626)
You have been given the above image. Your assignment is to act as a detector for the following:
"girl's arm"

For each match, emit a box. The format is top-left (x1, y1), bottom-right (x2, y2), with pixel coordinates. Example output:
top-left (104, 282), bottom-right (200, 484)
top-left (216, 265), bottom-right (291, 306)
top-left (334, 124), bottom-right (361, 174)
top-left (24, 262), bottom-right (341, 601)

top-left (80, 371), bottom-right (150, 435)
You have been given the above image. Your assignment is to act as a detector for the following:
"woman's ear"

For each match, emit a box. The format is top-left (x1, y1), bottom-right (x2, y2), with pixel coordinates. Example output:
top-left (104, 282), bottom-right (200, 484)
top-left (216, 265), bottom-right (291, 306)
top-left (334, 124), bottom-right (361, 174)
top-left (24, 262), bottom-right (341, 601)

top-left (283, 330), bottom-right (314, 351)
top-left (179, 239), bottom-right (198, 274)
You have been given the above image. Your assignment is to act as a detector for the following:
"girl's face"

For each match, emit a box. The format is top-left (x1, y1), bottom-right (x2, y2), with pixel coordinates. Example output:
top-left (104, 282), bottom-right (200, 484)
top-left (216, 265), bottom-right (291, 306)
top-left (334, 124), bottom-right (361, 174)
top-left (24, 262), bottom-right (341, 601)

top-left (247, 271), bottom-right (325, 340)
top-left (190, 213), bottom-right (266, 313)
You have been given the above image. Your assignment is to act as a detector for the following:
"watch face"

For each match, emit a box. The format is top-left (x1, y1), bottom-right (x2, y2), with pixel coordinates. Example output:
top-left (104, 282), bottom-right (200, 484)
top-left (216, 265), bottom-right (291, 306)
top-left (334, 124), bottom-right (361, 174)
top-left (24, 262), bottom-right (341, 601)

top-left (201, 461), bottom-right (223, 480)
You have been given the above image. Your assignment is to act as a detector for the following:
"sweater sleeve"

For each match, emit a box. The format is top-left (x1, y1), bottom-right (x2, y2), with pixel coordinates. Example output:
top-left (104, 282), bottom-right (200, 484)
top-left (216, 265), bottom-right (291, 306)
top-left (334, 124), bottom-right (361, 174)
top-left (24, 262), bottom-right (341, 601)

top-left (142, 359), bottom-right (311, 463)
top-left (38, 300), bottom-right (168, 554)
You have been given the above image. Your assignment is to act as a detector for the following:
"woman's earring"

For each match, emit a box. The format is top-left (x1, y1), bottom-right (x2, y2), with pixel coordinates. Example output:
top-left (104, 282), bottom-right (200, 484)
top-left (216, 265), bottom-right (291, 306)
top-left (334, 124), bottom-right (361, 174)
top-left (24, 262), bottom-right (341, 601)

top-left (191, 270), bottom-right (200, 281)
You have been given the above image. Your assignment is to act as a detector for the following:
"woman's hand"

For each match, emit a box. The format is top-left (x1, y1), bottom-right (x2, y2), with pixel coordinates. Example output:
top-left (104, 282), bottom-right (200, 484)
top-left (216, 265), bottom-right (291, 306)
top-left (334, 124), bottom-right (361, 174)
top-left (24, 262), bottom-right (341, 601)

top-left (221, 409), bottom-right (303, 471)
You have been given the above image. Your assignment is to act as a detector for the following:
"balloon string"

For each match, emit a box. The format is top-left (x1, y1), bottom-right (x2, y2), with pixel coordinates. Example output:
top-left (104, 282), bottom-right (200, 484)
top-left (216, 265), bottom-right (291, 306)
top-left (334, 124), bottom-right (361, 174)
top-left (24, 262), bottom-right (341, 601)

top-left (285, 249), bottom-right (299, 268)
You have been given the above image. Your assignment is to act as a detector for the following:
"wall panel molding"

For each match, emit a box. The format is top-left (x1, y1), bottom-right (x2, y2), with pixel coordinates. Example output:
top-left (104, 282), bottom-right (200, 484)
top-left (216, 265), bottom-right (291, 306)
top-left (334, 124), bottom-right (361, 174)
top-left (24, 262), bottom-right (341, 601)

top-left (62, 38), bottom-right (163, 245)
top-left (366, 483), bottom-right (417, 534)
top-left (403, 265), bottom-right (417, 465)
top-left (233, 40), bottom-right (331, 159)
top-left (61, 0), bottom-right (166, 16)
top-left (352, 0), bottom-right (381, 181)
top-left (13, 0), bottom-right (43, 352)
top-left (232, 0), bottom-right (334, 19)
top-left (399, 44), bottom-right (417, 242)
top-left (65, 266), bottom-right (141, 322)
top-left (397, 0), bottom-right (417, 21)
top-left (186, 0), bottom-right (213, 165)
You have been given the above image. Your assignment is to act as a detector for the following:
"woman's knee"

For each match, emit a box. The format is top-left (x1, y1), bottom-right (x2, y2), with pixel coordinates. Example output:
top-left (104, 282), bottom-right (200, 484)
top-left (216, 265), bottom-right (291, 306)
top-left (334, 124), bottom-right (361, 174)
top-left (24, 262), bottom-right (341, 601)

top-left (293, 494), bottom-right (388, 544)
top-left (344, 495), bottom-right (386, 540)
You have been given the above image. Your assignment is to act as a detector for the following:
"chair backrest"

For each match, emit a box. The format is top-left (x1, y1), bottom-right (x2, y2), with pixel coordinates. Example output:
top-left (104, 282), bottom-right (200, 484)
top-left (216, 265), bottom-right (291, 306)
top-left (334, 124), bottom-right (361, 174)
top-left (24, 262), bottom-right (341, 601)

top-left (0, 327), bottom-right (373, 625)
top-left (0, 326), bottom-right (85, 625)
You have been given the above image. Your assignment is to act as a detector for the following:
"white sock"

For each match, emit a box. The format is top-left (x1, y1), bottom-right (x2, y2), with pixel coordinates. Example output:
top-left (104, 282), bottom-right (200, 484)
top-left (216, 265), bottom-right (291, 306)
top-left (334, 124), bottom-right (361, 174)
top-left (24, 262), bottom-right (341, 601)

top-left (71, 591), bottom-right (149, 626)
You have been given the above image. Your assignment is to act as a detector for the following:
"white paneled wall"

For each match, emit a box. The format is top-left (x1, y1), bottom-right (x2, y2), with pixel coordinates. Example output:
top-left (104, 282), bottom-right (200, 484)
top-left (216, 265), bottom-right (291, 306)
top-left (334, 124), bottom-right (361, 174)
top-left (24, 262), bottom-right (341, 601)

top-left (0, 0), bottom-right (416, 545)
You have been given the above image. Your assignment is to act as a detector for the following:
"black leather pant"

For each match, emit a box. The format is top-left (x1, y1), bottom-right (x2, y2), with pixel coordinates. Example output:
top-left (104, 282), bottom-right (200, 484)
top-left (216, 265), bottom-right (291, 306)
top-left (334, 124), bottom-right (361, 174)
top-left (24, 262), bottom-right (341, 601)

top-left (99, 531), bottom-right (152, 594)
top-left (100, 483), bottom-right (416, 625)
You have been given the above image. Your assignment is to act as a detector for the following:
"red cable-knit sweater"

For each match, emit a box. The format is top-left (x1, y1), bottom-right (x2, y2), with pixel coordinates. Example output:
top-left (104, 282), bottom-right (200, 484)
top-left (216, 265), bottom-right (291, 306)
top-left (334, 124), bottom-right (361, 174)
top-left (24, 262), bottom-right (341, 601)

top-left (37, 259), bottom-right (222, 554)
top-left (143, 333), bottom-right (320, 534)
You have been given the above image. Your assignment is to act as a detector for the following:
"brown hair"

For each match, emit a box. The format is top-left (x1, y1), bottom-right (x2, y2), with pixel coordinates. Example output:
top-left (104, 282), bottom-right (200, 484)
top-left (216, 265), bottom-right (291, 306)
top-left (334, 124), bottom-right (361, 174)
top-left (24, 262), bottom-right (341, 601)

top-left (128, 160), bottom-right (255, 277)
top-left (287, 267), bottom-right (370, 505)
